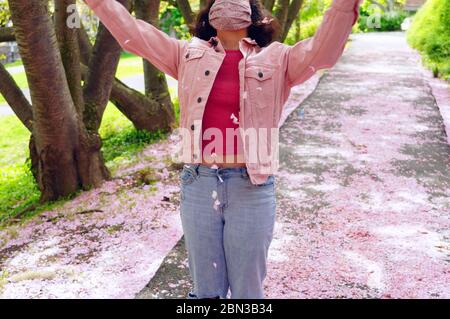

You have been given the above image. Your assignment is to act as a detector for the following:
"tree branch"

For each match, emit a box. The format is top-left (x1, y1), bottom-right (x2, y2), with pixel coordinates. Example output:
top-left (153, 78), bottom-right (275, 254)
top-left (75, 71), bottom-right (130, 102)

top-left (0, 62), bottom-right (32, 131)
top-left (175, 0), bottom-right (194, 25)
top-left (0, 27), bottom-right (15, 42)
top-left (275, 0), bottom-right (290, 39)
top-left (83, 0), bottom-right (130, 132)
top-left (78, 17), bottom-right (174, 132)
top-left (263, 0), bottom-right (276, 12)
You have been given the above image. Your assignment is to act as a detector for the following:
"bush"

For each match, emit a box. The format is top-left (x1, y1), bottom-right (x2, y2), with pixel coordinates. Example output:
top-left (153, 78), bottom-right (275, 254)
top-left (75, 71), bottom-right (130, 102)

top-left (358, 10), bottom-right (410, 32)
top-left (300, 16), bottom-right (324, 40)
top-left (407, 0), bottom-right (450, 80)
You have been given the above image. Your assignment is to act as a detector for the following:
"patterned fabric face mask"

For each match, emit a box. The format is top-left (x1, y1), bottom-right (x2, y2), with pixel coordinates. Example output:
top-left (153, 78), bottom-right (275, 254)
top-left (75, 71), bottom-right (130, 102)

top-left (209, 0), bottom-right (252, 31)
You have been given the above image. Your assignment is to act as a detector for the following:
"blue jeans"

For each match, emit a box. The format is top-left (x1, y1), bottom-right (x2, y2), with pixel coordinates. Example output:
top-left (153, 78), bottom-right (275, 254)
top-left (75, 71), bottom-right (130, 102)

top-left (179, 164), bottom-right (276, 299)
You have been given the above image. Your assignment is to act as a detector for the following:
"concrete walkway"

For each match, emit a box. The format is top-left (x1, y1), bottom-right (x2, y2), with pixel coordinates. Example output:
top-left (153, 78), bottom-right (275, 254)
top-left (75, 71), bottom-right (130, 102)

top-left (137, 32), bottom-right (450, 299)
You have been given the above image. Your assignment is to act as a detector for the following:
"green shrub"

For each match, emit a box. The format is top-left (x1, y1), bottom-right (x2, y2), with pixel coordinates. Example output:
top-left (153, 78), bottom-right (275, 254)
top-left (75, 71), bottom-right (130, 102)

top-left (300, 16), bottom-right (324, 40)
top-left (358, 10), bottom-right (409, 32)
top-left (407, 0), bottom-right (450, 80)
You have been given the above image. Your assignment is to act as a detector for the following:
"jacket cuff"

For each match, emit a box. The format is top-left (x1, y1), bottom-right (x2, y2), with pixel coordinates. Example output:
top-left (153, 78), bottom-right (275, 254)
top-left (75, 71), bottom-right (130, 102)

top-left (332, 0), bottom-right (361, 12)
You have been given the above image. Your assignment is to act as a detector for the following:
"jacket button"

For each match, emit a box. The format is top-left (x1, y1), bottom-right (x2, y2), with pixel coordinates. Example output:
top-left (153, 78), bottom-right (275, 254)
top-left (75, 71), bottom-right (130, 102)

top-left (191, 124), bottom-right (195, 130)
top-left (258, 71), bottom-right (263, 78)
top-left (197, 97), bottom-right (202, 103)
top-left (185, 53), bottom-right (190, 59)
top-left (205, 70), bottom-right (210, 76)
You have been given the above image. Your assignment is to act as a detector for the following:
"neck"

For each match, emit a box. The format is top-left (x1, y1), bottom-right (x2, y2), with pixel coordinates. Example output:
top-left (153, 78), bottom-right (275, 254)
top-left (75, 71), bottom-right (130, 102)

top-left (216, 29), bottom-right (248, 50)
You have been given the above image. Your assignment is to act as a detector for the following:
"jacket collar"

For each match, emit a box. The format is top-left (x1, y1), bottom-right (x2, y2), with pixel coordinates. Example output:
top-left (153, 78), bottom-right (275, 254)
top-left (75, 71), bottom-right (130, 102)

top-left (207, 36), bottom-right (257, 49)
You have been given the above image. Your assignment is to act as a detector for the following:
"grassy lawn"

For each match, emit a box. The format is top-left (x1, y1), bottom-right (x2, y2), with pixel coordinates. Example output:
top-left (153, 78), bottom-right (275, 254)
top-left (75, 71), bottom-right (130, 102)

top-left (0, 52), bottom-right (144, 104)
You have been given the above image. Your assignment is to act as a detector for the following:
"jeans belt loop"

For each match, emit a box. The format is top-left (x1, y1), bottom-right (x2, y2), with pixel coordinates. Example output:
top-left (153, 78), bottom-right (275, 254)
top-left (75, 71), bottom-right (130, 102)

top-left (216, 169), bottom-right (224, 183)
top-left (241, 167), bottom-right (248, 179)
top-left (194, 164), bottom-right (200, 177)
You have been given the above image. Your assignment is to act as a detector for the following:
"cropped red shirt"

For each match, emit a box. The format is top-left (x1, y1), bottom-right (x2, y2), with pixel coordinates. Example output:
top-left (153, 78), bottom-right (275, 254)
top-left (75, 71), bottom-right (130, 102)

top-left (201, 49), bottom-right (243, 159)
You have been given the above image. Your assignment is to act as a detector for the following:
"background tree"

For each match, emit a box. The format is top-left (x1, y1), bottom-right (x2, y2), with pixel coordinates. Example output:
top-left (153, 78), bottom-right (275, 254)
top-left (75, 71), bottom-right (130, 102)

top-left (6, 0), bottom-right (113, 202)
top-left (0, 0), bottom-right (178, 203)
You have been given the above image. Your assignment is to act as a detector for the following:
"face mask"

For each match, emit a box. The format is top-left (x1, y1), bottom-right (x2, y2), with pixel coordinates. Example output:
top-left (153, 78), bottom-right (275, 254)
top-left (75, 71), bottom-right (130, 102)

top-left (209, 0), bottom-right (252, 31)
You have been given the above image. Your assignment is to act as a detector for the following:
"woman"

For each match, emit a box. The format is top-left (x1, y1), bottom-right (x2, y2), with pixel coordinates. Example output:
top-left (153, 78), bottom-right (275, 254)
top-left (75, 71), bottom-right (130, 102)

top-left (84, 0), bottom-right (361, 299)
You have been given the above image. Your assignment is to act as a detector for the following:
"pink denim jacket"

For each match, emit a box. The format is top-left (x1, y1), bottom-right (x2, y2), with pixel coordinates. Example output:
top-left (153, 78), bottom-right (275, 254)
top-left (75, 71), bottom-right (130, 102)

top-left (85, 0), bottom-right (361, 185)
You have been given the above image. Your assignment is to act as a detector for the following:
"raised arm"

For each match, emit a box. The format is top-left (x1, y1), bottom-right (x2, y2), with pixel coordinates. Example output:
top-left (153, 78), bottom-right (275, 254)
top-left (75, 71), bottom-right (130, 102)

top-left (284, 0), bottom-right (361, 88)
top-left (84, 0), bottom-right (187, 79)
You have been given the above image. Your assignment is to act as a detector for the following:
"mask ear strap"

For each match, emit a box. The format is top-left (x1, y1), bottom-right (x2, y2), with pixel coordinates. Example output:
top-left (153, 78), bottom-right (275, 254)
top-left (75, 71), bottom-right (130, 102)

top-left (260, 17), bottom-right (274, 25)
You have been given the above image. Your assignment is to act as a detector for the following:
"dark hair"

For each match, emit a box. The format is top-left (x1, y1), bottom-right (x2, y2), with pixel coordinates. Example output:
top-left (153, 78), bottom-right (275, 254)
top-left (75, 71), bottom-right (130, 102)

top-left (190, 0), bottom-right (280, 48)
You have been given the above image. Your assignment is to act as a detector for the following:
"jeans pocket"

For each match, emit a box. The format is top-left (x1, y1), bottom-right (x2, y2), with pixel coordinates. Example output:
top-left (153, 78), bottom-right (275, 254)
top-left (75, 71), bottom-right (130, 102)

top-left (179, 166), bottom-right (196, 186)
top-left (256, 175), bottom-right (275, 187)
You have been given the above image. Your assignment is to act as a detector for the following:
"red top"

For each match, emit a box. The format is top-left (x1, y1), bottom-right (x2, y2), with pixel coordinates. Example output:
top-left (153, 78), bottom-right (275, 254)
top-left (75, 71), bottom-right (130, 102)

top-left (201, 49), bottom-right (243, 159)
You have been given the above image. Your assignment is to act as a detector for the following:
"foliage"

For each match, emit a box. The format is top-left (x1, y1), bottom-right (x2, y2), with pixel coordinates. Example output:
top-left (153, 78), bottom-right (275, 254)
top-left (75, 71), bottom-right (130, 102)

top-left (300, 0), bottom-right (331, 21)
top-left (159, 4), bottom-right (191, 40)
top-left (357, 9), bottom-right (409, 32)
top-left (407, 0), bottom-right (450, 80)
top-left (0, 0), bottom-right (10, 27)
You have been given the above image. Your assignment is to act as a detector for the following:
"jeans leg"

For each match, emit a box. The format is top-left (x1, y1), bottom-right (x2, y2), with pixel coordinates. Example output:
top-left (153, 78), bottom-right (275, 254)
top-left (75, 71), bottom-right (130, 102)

top-left (223, 176), bottom-right (276, 299)
top-left (180, 172), bottom-right (229, 299)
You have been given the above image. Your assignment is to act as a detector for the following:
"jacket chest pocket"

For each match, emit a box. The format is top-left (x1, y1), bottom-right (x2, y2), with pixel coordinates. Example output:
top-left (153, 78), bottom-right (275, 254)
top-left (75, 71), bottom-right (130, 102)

top-left (181, 48), bottom-right (206, 90)
top-left (245, 65), bottom-right (275, 109)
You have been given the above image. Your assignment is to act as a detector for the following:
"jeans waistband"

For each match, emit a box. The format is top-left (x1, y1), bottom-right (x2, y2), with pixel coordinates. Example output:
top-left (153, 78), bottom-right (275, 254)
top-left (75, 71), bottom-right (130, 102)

top-left (183, 164), bottom-right (249, 179)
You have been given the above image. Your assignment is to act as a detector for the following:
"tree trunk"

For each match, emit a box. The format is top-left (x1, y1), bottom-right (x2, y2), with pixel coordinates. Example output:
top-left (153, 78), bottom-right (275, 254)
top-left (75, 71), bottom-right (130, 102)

top-left (77, 23), bottom-right (92, 65)
top-left (175, 0), bottom-right (194, 25)
top-left (263, 0), bottom-right (276, 12)
top-left (275, 0), bottom-right (290, 40)
top-left (54, 0), bottom-right (84, 114)
top-left (8, 0), bottom-right (110, 202)
top-left (280, 0), bottom-right (304, 42)
top-left (199, 0), bottom-right (208, 10)
top-left (83, 5), bottom-right (127, 132)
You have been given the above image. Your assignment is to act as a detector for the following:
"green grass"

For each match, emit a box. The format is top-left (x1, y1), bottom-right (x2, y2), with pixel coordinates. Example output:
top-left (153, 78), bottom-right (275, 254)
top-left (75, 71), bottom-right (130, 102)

top-left (4, 59), bottom-right (23, 68)
top-left (99, 103), bottom-right (168, 173)
top-left (0, 101), bottom-right (168, 224)
top-left (0, 115), bottom-right (39, 222)
top-left (0, 52), bottom-right (144, 104)
top-left (407, 0), bottom-right (450, 81)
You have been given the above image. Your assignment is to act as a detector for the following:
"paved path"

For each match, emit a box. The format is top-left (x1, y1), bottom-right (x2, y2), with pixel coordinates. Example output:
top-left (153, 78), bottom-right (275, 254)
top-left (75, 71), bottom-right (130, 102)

top-left (137, 32), bottom-right (450, 299)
